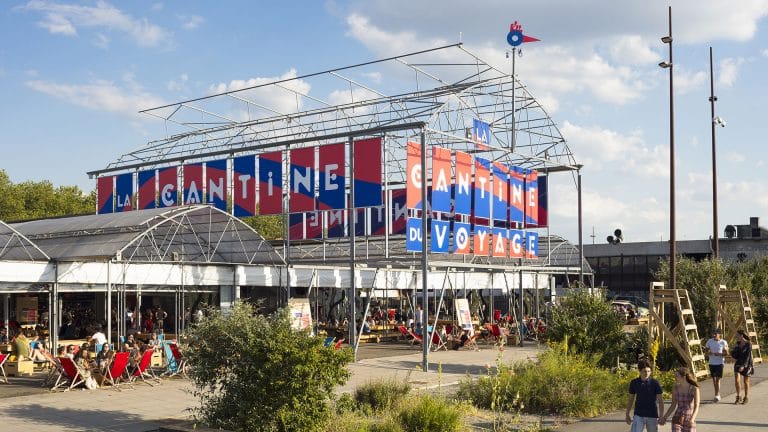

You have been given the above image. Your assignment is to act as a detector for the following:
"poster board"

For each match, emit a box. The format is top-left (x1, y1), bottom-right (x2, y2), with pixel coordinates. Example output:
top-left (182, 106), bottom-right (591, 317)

top-left (16, 296), bottom-right (38, 325)
top-left (455, 298), bottom-right (474, 335)
top-left (288, 298), bottom-right (312, 332)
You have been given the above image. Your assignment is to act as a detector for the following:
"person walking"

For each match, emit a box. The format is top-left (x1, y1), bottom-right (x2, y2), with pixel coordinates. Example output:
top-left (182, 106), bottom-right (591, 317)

top-left (662, 367), bottom-right (700, 432)
top-left (625, 358), bottom-right (665, 431)
top-left (705, 328), bottom-right (728, 402)
top-left (730, 329), bottom-right (754, 404)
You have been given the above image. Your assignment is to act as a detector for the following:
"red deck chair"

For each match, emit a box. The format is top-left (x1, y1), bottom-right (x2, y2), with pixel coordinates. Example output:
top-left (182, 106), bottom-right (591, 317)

top-left (131, 349), bottom-right (160, 386)
top-left (463, 333), bottom-right (480, 351)
top-left (58, 357), bottom-right (85, 391)
top-left (397, 325), bottom-right (410, 339)
top-left (406, 328), bottom-right (423, 346)
top-left (430, 332), bottom-right (447, 351)
top-left (168, 343), bottom-right (189, 378)
top-left (0, 354), bottom-right (8, 384)
top-left (40, 351), bottom-right (67, 390)
top-left (102, 352), bottom-right (131, 390)
top-left (333, 338), bottom-right (345, 350)
top-left (489, 324), bottom-right (507, 344)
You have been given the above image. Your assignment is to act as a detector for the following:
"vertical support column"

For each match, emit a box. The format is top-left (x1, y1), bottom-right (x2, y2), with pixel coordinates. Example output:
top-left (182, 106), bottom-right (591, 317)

top-left (518, 270), bottom-right (524, 347)
top-left (420, 128), bottom-right (429, 372)
top-left (577, 170), bottom-right (584, 288)
top-left (107, 261), bottom-right (112, 345)
top-left (348, 136), bottom-right (357, 361)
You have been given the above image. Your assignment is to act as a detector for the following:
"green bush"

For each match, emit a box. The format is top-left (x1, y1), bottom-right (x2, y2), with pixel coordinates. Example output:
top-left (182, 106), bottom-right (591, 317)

top-left (458, 346), bottom-right (628, 417)
top-left (546, 289), bottom-right (626, 367)
top-left (184, 302), bottom-right (353, 432)
top-left (355, 379), bottom-right (412, 413)
top-left (397, 395), bottom-right (466, 432)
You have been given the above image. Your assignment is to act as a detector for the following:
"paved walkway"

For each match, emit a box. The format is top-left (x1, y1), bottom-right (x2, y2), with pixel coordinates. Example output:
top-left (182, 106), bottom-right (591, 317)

top-left (561, 364), bottom-right (768, 431)
top-left (0, 344), bottom-right (539, 431)
top-left (1, 346), bottom-right (766, 431)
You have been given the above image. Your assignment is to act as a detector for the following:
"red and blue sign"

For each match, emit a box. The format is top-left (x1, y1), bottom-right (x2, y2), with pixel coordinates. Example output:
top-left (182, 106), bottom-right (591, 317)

top-left (158, 167), bottom-right (178, 208)
top-left (290, 147), bottom-right (315, 213)
top-left (453, 222), bottom-right (471, 254)
top-left (525, 170), bottom-right (538, 226)
top-left (318, 143), bottom-right (345, 210)
top-left (233, 155), bottom-right (256, 217)
top-left (454, 151), bottom-right (472, 215)
top-left (492, 163), bottom-right (509, 222)
top-left (183, 163), bottom-right (204, 205)
top-left (206, 159), bottom-right (227, 211)
top-left (473, 119), bottom-right (491, 150)
top-left (473, 158), bottom-right (492, 219)
top-left (406, 217), bottom-right (423, 252)
top-left (430, 220), bottom-right (451, 253)
top-left (115, 172), bottom-right (134, 212)
top-left (431, 146), bottom-right (452, 213)
top-left (259, 151), bottom-right (283, 215)
top-left (509, 167), bottom-right (525, 223)
top-left (138, 170), bottom-right (156, 210)
top-left (353, 138), bottom-right (382, 207)
top-left (97, 176), bottom-right (114, 214)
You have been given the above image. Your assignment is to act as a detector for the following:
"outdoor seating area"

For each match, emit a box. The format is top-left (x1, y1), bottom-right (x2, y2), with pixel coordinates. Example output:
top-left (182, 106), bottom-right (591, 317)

top-left (1, 335), bottom-right (188, 392)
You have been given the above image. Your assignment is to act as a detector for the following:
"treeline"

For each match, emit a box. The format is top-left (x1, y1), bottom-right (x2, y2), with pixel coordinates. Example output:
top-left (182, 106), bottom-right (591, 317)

top-left (0, 169), bottom-right (95, 222)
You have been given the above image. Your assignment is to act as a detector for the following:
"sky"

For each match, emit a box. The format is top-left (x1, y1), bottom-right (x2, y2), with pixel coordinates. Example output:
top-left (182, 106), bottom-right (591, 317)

top-left (1, 0), bottom-right (768, 246)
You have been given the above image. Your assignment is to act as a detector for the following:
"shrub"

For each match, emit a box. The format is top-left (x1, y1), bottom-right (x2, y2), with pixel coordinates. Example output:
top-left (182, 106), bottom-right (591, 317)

top-left (184, 302), bottom-right (353, 432)
top-left (546, 289), bottom-right (625, 367)
top-left (458, 346), bottom-right (628, 418)
top-left (355, 379), bottom-right (412, 413)
top-left (397, 394), bottom-right (466, 432)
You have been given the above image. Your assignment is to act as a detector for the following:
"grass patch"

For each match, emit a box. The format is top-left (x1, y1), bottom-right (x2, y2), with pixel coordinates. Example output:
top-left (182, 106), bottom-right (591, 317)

top-left (354, 379), bottom-right (412, 413)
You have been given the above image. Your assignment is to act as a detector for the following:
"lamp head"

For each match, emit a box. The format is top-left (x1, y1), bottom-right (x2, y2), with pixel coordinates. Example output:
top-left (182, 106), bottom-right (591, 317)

top-left (713, 116), bottom-right (726, 127)
top-left (658, 61), bottom-right (672, 69)
top-left (661, 36), bottom-right (672, 44)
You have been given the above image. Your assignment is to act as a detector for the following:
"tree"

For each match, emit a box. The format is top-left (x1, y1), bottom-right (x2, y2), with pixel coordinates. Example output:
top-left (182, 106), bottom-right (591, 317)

top-left (184, 302), bottom-right (352, 432)
top-left (654, 257), bottom-right (726, 341)
top-left (546, 288), bottom-right (625, 367)
top-left (242, 212), bottom-right (283, 240)
top-left (0, 169), bottom-right (95, 222)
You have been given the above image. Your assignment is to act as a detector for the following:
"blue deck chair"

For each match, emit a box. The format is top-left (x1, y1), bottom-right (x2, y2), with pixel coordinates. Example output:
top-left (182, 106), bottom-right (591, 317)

top-left (161, 341), bottom-right (180, 377)
top-left (323, 336), bottom-right (335, 348)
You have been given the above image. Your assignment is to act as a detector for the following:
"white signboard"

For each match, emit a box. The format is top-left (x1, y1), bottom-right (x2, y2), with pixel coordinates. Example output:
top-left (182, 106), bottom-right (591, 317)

top-left (288, 298), bottom-right (312, 332)
top-left (455, 298), bottom-right (474, 335)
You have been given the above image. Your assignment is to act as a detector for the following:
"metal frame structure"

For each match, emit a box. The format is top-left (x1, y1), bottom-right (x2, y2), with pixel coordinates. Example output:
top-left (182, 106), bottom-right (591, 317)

top-left (84, 43), bottom-right (585, 369)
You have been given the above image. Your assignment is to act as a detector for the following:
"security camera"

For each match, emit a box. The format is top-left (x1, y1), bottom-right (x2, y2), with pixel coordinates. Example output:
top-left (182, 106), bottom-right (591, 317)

top-left (713, 116), bottom-right (726, 127)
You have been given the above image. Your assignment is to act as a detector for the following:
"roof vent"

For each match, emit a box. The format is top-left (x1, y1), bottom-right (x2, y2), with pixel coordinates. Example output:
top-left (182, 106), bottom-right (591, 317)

top-left (724, 225), bottom-right (736, 239)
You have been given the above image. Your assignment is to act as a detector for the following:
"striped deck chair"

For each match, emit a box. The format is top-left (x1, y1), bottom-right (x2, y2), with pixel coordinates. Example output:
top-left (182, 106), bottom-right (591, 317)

top-left (430, 332), bottom-right (448, 351)
top-left (161, 342), bottom-right (182, 378)
top-left (58, 357), bottom-right (86, 391)
top-left (0, 354), bottom-right (8, 384)
top-left (101, 352), bottom-right (131, 390)
top-left (168, 343), bottom-right (188, 378)
top-left (333, 338), bottom-right (346, 350)
top-left (131, 349), bottom-right (160, 386)
top-left (406, 328), bottom-right (423, 346)
top-left (462, 333), bottom-right (480, 351)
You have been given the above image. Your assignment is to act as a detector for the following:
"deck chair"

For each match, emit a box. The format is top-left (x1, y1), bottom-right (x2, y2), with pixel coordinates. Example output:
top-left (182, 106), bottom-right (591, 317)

top-left (406, 328), bottom-right (423, 346)
top-left (101, 352), bottom-right (131, 390)
top-left (58, 357), bottom-right (85, 391)
top-left (40, 350), bottom-right (65, 390)
top-left (131, 349), bottom-right (160, 386)
top-left (489, 324), bottom-right (507, 344)
top-left (397, 325), bottom-right (410, 340)
top-left (323, 336), bottom-right (336, 348)
top-left (462, 333), bottom-right (480, 351)
top-left (168, 343), bottom-right (188, 378)
top-left (430, 332), bottom-right (447, 351)
top-left (0, 354), bottom-right (8, 384)
top-left (333, 338), bottom-right (345, 350)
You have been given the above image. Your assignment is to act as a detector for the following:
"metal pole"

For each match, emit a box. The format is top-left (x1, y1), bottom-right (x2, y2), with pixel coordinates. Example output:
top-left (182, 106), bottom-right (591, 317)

top-left (511, 47), bottom-right (516, 151)
top-left (420, 128), bottom-right (429, 372)
top-left (518, 270), bottom-right (524, 347)
top-left (577, 170), bottom-right (584, 287)
top-left (661, 6), bottom-right (677, 290)
top-left (709, 46), bottom-right (719, 258)
top-left (349, 136), bottom-right (357, 361)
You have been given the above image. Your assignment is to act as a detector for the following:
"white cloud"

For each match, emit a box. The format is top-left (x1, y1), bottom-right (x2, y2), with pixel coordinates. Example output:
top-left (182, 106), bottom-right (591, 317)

top-left (535, 93), bottom-right (560, 114)
top-left (180, 14), bottom-right (203, 30)
top-left (762, 49), bottom-right (768, 58)
top-left (673, 67), bottom-right (707, 95)
top-left (21, 0), bottom-right (172, 48)
top-left (151, 3), bottom-right (163, 12)
top-left (209, 69), bottom-right (312, 114)
top-left (560, 121), bottom-right (668, 176)
top-left (25, 77), bottom-right (165, 118)
top-left (167, 73), bottom-right (189, 92)
top-left (726, 152), bottom-right (746, 163)
top-left (609, 35), bottom-right (660, 65)
top-left (327, 87), bottom-right (380, 106)
top-left (93, 33), bottom-right (110, 49)
top-left (361, 71), bottom-right (382, 84)
top-left (718, 57), bottom-right (746, 87)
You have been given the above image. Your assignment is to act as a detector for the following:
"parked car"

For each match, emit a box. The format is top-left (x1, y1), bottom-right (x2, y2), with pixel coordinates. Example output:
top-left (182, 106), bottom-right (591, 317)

top-left (611, 300), bottom-right (649, 318)
top-left (612, 295), bottom-right (649, 309)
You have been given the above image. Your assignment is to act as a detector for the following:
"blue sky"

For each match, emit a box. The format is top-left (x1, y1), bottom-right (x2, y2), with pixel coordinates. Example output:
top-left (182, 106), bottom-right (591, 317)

top-left (1, 0), bottom-right (767, 245)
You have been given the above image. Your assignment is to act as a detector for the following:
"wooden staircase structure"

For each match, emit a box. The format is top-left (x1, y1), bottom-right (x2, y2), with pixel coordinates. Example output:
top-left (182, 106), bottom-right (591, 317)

top-left (717, 286), bottom-right (763, 364)
top-left (648, 282), bottom-right (709, 379)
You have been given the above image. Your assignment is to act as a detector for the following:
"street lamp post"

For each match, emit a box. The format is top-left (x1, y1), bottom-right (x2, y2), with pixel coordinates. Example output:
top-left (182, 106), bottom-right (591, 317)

top-left (709, 46), bottom-right (721, 258)
top-left (659, 6), bottom-right (676, 290)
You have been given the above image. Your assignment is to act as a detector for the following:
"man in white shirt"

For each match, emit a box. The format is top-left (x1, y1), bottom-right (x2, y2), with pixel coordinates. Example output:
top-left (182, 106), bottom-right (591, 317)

top-left (705, 328), bottom-right (728, 402)
top-left (89, 325), bottom-right (107, 347)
